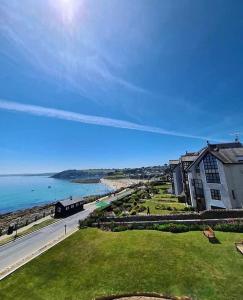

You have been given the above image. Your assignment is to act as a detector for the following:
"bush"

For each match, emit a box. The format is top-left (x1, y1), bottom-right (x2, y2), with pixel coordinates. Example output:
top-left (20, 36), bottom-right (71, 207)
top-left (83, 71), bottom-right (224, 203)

top-left (183, 206), bottom-right (195, 212)
top-left (115, 200), bottom-right (124, 206)
top-left (214, 222), bottom-right (243, 232)
top-left (121, 212), bottom-right (128, 217)
top-left (79, 219), bottom-right (88, 229)
top-left (188, 224), bottom-right (203, 231)
top-left (154, 223), bottom-right (189, 233)
top-left (130, 211), bottom-right (137, 215)
top-left (112, 226), bottom-right (128, 232)
top-left (113, 207), bottom-right (122, 214)
top-left (178, 195), bottom-right (186, 203)
top-left (137, 205), bottom-right (146, 212)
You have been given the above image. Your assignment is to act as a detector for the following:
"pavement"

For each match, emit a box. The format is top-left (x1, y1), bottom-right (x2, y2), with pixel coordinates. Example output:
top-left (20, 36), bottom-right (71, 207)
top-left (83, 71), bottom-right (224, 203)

top-left (0, 188), bottom-right (134, 280)
top-left (0, 215), bottom-right (54, 243)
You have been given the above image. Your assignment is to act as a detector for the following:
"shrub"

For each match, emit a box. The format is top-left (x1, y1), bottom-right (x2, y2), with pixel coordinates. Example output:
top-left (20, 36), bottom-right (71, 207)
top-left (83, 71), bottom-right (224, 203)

top-left (131, 211), bottom-right (137, 215)
top-left (137, 205), bottom-right (146, 212)
top-left (121, 212), bottom-right (128, 217)
top-left (178, 195), bottom-right (186, 203)
top-left (188, 224), bottom-right (203, 231)
top-left (183, 206), bottom-right (195, 211)
top-left (155, 223), bottom-right (189, 233)
top-left (113, 207), bottom-right (122, 215)
top-left (115, 200), bottom-right (124, 206)
top-left (112, 226), bottom-right (128, 232)
top-left (214, 222), bottom-right (243, 232)
top-left (79, 219), bottom-right (88, 229)
top-left (169, 224), bottom-right (189, 233)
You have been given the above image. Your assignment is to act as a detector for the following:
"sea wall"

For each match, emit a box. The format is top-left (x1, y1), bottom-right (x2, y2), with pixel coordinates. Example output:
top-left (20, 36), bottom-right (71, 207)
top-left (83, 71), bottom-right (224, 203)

top-left (0, 204), bottom-right (55, 235)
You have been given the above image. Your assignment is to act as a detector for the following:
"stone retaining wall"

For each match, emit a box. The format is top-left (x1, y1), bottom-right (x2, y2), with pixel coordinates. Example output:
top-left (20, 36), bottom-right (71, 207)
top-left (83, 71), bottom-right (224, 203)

top-left (0, 205), bottom-right (54, 235)
top-left (94, 217), bottom-right (243, 228)
top-left (100, 209), bottom-right (243, 223)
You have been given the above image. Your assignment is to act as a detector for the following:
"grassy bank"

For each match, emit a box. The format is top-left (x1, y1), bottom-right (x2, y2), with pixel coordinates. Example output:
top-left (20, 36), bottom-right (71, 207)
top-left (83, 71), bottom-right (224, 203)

top-left (1, 228), bottom-right (243, 300)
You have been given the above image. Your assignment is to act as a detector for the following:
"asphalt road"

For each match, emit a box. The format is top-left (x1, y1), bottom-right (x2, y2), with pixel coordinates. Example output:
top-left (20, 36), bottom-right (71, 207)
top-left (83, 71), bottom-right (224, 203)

top-left (0, 189), bottom-right (133, 275)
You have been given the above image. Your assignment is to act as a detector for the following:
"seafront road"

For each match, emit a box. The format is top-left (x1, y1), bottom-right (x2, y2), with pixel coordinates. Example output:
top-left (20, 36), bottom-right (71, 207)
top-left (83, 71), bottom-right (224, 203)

top-left (0, 188), bottom-right (134, 280)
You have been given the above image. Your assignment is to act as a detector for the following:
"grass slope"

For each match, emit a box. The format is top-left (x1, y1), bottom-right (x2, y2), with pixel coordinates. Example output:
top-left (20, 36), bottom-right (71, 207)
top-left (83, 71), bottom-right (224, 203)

top-left (0, 229), bottom-right (243, 300)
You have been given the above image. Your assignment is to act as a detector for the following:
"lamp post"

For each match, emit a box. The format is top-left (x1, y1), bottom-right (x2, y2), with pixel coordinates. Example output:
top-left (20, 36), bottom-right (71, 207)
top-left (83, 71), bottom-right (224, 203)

top-left (64, 224), bottom-right (67, 235)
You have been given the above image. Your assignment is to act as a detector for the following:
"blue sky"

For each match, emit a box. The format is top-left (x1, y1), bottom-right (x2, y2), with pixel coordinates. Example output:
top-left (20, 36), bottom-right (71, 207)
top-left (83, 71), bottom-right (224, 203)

top-left (0, 0), bottom-right (243, 173)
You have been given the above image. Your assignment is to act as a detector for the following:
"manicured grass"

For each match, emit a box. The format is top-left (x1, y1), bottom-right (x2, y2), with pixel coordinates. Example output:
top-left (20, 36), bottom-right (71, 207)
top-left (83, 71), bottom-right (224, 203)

top-left (144, 200), bottom-right (186, 215)
top-left (138, 184), bottom-right (186, 215)
top-left (0, 229), bottom-right (243, 300)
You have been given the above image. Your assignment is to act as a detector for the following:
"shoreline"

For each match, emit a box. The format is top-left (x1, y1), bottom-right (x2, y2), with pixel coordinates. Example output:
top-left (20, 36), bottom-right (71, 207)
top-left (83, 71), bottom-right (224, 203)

top-left (101, 178), bottom-right (146, 190)
top-left (0, 185), bottom-right (113, 236)
top-left (0, 178), bottom-right (143, 236)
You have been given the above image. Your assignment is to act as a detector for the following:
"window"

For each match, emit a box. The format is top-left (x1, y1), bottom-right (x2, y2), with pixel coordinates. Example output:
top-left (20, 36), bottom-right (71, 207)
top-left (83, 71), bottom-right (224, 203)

top-left (71, 205), bottom-right (74, 208)
top-left (66, 206), bottom-right (69, 211)
top-left (57, 207), bottom-right (61, 213)
top-left (211, 189), bottom-right (221, 200)
top-left (205, 173), bottom-right (221, 183)
top-left (203, 154), bottom-right (220, 183)
top-left (192, 179), bottom-right (204, 197)
top-left (76, 203), bottom-right (79, 207)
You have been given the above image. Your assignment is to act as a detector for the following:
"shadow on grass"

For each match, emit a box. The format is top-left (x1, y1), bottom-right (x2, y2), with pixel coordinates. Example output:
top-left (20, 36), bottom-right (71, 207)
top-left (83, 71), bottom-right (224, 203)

top-left (209, 237), bottom-right (221, 244)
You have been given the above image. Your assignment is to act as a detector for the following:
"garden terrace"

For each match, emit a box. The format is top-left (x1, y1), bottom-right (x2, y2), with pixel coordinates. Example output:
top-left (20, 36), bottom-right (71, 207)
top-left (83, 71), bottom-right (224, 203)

top-left (103, 182), bottom-right (189, 217)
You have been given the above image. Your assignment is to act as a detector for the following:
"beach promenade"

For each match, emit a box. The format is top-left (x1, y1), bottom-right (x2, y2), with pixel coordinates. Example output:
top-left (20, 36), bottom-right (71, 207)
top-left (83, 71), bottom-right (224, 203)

top-left (0, 188), bottom-right (134, 280)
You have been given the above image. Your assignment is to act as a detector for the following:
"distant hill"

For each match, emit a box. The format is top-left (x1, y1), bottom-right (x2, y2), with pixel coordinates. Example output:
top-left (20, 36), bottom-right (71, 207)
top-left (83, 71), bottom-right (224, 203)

top-left (51, 169), bottom-right (114, 180)
top-left (51, 165), bottom-right (170, 181)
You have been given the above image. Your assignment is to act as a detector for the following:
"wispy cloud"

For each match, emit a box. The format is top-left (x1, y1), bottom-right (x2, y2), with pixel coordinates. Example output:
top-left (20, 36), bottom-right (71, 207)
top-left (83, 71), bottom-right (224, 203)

top-left (0, 100), bottom-right (222, 142)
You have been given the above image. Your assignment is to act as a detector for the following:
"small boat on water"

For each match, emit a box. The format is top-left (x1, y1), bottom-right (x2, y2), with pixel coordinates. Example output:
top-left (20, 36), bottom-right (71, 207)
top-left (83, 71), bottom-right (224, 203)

top-left (48, 186), bottom-right (51, 188)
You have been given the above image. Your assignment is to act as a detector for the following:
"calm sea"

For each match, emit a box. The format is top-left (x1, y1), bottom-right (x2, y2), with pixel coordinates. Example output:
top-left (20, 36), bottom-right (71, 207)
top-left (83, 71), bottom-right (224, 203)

top-left (0, 175), bottom-right (112, 213)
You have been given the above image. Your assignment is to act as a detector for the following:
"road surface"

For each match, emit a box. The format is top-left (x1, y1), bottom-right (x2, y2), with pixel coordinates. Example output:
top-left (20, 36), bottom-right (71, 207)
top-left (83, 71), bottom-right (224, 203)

top-left (0, 189), bottom-right (133, 279)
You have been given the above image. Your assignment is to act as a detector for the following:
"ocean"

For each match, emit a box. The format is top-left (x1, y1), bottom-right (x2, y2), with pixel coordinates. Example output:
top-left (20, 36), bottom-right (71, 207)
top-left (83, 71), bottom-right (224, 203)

top-left (0, 175), bottom-right (113, 214)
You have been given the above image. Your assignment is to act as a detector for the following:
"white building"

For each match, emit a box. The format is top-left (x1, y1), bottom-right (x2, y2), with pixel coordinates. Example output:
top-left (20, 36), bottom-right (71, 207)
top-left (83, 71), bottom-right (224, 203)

top-left (170, 142), bottom-right (243, 210)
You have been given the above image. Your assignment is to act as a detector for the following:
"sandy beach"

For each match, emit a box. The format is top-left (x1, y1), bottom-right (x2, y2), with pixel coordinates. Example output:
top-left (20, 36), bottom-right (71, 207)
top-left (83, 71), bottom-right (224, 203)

top-left (101, 178), bottom-right (146, 190)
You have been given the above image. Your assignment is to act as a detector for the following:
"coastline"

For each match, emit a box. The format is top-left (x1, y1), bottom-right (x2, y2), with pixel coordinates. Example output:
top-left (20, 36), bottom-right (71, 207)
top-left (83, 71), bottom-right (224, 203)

top-left (0, 185), bottom-right (113, 236)
top-left (101, 178), bottom-right (146, 190)
top-left (0, 178), bottom-right (143, 236)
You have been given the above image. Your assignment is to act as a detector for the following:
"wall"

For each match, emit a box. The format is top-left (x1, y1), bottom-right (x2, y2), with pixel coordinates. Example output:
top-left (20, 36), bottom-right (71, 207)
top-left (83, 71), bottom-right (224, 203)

top-left (224, 164), bottom-right (243, 208)
top-left (172, 164), bottom-right (183, 196)
top-left (100, 209), bottom-right (243, 223)
top-left (200, 159), bottom-right (232, 209)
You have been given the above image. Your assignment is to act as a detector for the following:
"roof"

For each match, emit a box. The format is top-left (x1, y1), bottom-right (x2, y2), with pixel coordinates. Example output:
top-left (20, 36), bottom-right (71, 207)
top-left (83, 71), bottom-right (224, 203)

top-left (57, 197), bottom-right (84, 207)
top-left (210, 147), bottom-right (243, 164)
top-left (169, 159), bottom-right (179, 165)
top-left (187, 142), bottom-right (243, 170)
top-left (181, 154), bottom-right (199, 162)
top-left (208, 142), bottom-right (242, 150)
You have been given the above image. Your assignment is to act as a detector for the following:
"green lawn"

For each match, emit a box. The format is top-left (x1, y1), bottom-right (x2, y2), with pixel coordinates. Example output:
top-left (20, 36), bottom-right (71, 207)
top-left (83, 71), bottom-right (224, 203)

top-left (138, 184), bottom-right (186, 215)
top-left (1, 229), bottom-right (243, 300)
top-left (143, 199), bottom-right (186, 215)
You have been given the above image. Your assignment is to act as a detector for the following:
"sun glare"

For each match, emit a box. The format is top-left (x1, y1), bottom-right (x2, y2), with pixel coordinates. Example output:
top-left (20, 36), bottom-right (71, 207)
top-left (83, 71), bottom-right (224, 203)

top-left (56, 0), bottom-right (76, 24)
